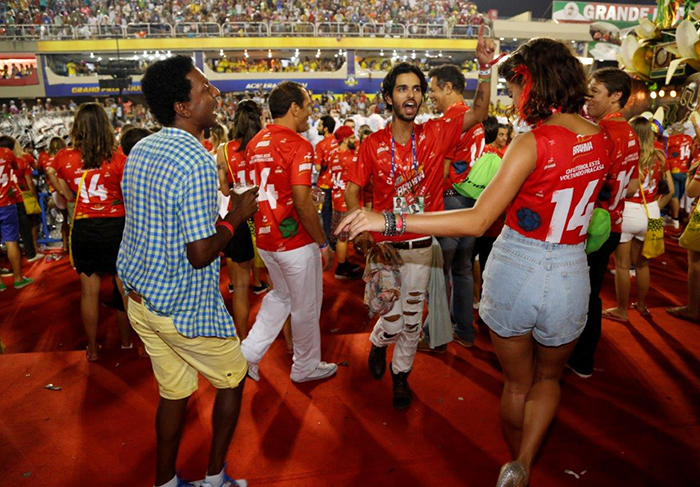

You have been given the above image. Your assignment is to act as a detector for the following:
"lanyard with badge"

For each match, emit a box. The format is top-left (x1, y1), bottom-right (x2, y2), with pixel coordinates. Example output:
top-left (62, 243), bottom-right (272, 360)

top-left (391, 131), bottom-right (424, 214)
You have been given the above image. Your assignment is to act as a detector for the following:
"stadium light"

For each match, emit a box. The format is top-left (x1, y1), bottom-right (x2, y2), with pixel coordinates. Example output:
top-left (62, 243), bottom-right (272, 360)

top-left (650, 91), bottom-right (657, 99)
top-left (268, 49), bottom-right (272, 58)
top-left (659, 89), bottom-right (665, 97)
top-left (513, 38), bottom-right (518, 42)
top-left (499, 37), bottom-right (504, 41)
top-left (380, 50), bottom-right (384, 56)
top-left (670, 89), bottom-right (677, 97)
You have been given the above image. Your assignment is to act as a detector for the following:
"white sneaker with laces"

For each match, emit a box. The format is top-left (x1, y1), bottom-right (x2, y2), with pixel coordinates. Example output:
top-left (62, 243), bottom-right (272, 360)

top-left (247, 362), bottom-right (260, 382)
top-left (293, 361), bottom-right (338, 383)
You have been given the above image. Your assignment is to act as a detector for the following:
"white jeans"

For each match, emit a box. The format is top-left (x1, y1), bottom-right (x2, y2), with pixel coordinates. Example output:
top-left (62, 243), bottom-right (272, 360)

top-left (370, 245), bottom-right (433, 374)
top-left (241, 243), bottom-right (323, 381)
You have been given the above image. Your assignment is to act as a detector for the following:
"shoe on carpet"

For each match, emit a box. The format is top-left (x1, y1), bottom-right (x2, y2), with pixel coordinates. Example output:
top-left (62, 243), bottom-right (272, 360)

top-left (14, 277), bottom-right (33, 289)
top-left (26, 253), bottom-right (45, 263)
top-left (293, 361), bottom-right (337, 383)
top-left (452, 332), bottom-right (474, 349)
top-left (0, 281), bottom-right (6, 292)
top-left (252, 282), bottom-right (269, 295)
top-left (368, 344), bottom-right (387, 379)
top-left (566, 362), bottom-right (592, 379)
top-left (390, 364), bottom-right (412, 410)
top-left (247, 362), bottom-right (260, 382)
top-left (191, 469), bottom-right (247, 487)
top-left (1, 267), bottom-right (11, 277)
top-left (417, 336), bottom-right (447, 354)
top-left (496, 460), bottom-right (528, 487)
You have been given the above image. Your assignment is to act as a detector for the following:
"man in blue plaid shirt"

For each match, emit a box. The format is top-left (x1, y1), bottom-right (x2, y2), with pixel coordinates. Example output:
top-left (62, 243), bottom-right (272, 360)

top-left (117, 55), bottom-right (258, 487)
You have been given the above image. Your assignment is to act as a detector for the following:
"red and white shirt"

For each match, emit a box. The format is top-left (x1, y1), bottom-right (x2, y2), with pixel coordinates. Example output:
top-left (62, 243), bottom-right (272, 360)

top-left (245, 124), bottom-right (315, 252)
top-left (598, 117), bottom-right (640, 233)
top-left (223, 140), bottom-right (248, 185)
top-left (348, 112), bottom-right (464, 242)
top-left (666, 134), bottom-right (693, 173)
top-left (627, 156), bottom-right (665, 204)
top-left (315, 134), bottom-right (338, 190)
top-left (330, 148), bottom-right (357, 212)
top-left (53, 147), bottom-right (126, 219)
top-left (0, 147), bottom-right (19, 208)
top-left (506, 125), bottom-right (613, 245)
top-left (443, 102), bottom-right (485, 191)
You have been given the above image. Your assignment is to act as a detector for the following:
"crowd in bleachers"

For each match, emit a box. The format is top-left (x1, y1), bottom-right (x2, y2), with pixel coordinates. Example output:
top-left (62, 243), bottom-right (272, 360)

top-left (0, 0), bottom-right (485, 28)
top-left (1, 62), bottom-right (36, 79)
top-left (211, 56), bottom-right (342, 74)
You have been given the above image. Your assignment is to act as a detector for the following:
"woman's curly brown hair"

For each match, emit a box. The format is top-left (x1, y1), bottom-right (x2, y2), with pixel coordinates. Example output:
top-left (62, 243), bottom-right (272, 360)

top-left (498, 38), bottom-right (589, 126)
top-left (71, 102), bottom-right (116, 170)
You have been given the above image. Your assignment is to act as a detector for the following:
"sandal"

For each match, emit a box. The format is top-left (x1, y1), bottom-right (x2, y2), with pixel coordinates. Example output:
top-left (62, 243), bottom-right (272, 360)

top-left (666, 307), bottom-right (700, 324)
top-left (86, 344), bottom-right (102, 362)
top-left (602, 309), bottom-right (630, 324)
top-left (631, 302), bottom-right (652, 317)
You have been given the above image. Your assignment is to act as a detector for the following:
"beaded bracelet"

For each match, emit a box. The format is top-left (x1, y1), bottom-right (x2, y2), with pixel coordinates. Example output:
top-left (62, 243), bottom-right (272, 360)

top-left (382, 212), bottom-right (397, 236)
top-left (478, 77), bottom-right (491, 84)
top-left (478, 69), bottom-right (492, 77)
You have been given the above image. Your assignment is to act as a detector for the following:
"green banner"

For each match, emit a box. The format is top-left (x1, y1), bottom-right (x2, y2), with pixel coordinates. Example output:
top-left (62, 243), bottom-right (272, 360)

top-left (552, 1), bottom-right (657, 28)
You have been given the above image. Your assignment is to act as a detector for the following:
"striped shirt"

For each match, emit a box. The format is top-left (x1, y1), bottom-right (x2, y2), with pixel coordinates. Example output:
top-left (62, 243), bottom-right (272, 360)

top-left (117, 127), bottom-right (235, 338)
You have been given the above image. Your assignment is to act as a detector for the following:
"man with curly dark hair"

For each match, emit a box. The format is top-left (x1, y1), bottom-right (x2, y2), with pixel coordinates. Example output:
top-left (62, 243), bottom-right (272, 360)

top-left (117, 55), bottom-right (259, 487)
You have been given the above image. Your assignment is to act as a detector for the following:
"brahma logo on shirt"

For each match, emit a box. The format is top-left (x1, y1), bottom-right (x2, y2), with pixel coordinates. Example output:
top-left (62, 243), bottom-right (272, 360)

top-left (299, 163), bottom-right (312, 172)
top-left (256, 140), bottom-right (271, 148)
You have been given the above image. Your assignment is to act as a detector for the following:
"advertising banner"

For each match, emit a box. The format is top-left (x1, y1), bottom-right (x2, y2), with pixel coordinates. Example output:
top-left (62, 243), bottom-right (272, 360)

top-left (552, 2), bottom-right (657, 27)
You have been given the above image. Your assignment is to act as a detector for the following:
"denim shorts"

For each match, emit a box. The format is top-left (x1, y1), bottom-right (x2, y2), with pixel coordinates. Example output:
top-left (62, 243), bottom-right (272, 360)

top-left (479, 227), bottom-right (590, 347)
top-left (672, 172), bottom-right (687, 199)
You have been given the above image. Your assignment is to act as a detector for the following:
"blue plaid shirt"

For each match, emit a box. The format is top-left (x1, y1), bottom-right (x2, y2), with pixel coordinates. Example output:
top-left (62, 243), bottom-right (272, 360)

top-left (117, 127), bottom-right (235, 338)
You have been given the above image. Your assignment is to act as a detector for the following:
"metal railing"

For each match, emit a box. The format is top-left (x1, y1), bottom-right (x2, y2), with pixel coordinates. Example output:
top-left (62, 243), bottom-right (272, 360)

top-left (0, 21), bottom-right (489, 40)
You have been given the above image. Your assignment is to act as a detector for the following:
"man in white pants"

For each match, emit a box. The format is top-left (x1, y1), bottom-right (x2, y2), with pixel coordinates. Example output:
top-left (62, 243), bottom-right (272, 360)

top-left (242, 81), bottom-right (337, 383)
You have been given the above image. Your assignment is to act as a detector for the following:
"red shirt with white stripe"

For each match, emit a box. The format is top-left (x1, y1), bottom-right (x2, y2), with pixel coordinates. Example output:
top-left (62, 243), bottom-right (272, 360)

top-left (627, 156), bottom-right (665, 204)
top-left (245, 124), bottom-right (315, 252)
top-left (315, 134), bottom-right (338, 190)
top-left (348, 112), bottom-right (464, 242)
top-left (443, 102), bottom-right (485, 191)
top-left (331, 148), bottom-right (357, 212)
top-left (666, 134), bottom-right (693, 173)
top-left (0, 147), bottom-right (19, 208)
top-left (53, 147), bottom-right (126, 219)
top-left (598, 117), bottom-right (640, 233)
top-left (224, 140), bottom-right (249, 185)
top-left (505, 125), bottom-right (613, 245)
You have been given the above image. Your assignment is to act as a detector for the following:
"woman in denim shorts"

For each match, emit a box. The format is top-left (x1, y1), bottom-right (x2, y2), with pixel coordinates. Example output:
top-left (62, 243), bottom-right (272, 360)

top-left (338, 38), bottom-right (615, 486)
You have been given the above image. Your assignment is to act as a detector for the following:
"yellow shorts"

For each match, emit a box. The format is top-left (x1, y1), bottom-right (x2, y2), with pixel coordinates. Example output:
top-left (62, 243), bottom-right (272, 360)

top-left (128, 296), bottom-right (247, 400)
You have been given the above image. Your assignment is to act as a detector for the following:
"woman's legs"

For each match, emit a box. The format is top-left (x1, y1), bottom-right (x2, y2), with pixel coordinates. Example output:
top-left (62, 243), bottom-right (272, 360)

top-left (632, 239), bottom-right (650, 312)
top-left (60, 209), bottom-right (69, 252)
top-left (489, 330), bottom-right (534, 457)
top-left (283, 315), bottom-right (293, 353)
top-left (231, 260), bottom-right (252, 339)
top-left (517, 339), bottom-right (577, 473)
top-left (80, 272), bottom-right (102, 359)
top-left (606, 240), bottom-right (632, 321)
top-left (252, 265), bottom-right (264, 288)
top-left (114, 275), bottom-right (132, 348)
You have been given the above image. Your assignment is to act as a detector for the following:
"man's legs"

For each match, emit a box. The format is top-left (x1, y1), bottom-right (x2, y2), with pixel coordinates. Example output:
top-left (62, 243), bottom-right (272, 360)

top-left (321, 188), bottom-right (333, 246)
top-left (279, 244), bottom-right (323, 380)
top-left (155, 397), bottom-right (190, 486)
top-left (451, 235), bottom-right (476, 343)
top-left (207, 381), bottom-right (246, 479)
top-left (16, 203), bottom-right (36, 259)
top-left (241, 249), bottom-right (292, 365)
top-left (568, 232), bottom-right (620, 375)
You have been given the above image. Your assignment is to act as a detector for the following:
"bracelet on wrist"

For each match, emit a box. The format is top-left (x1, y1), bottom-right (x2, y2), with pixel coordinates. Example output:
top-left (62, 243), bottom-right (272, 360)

top-left (478, 77), bottom-right (491, 84)
top-left (478, 69), bottom-right (492, 77)
top-left (216, 220), bottom-right (234, 236)
top-left (319, 242), bottom-right (329, 250)
top-left (382, 212), bottom-right (399, 237)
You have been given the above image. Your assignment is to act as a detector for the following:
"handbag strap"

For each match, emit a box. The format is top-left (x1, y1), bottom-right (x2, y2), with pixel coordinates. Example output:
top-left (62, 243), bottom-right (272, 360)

top-left (639, 176), bottom-right (652, 219)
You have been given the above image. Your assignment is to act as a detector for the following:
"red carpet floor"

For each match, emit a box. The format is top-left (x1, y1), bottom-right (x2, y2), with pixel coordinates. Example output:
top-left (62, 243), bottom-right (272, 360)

top-left (1, 242), bottom-right (700, 486)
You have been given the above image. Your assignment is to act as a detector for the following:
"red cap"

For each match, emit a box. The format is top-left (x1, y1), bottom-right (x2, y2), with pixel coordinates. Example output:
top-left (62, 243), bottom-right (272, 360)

top-left (334, 125), bottom-right (355, 142)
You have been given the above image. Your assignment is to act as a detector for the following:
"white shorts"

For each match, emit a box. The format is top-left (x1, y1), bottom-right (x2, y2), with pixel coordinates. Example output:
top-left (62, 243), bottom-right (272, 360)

top-left (52, 191), bottom-right (67, 211)
top-left (620, 200), bottom-right (660, 243)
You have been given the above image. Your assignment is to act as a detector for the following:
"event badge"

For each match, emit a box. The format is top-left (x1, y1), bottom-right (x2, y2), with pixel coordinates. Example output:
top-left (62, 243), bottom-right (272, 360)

top-left (394, 196), bottom-right (424, 214)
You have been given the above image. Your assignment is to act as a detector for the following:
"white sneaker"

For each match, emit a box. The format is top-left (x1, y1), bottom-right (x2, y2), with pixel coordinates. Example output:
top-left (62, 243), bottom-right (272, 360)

top-left (293, 361), bottom-right (338, 383)
top-left (192, 477), bottom-right (247, 487)
top-left (247, 362), bottom-right (260, 382)
top-left (27, 253), bottom-right (45, 263)
top-left (0, 267), bottom-right (11, 277)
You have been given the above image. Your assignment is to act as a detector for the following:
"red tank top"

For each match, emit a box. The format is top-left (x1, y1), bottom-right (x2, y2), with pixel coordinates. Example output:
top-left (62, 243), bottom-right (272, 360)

top-left (505, 125), bottom-right (612, 245)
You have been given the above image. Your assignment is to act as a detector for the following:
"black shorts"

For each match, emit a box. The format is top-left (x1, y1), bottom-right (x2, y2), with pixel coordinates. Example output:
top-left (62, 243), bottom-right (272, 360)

top-left (71, 217), bottom-right (125, 276)
top-left (223, 220), bottom-right (255, 263)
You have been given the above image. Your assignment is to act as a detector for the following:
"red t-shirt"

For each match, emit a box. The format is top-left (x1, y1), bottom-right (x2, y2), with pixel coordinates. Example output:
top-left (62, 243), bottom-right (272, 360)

top-left (331, 148), bottom-right (357, 212)
top-left (348, 112), bottom-right (464, 242)
top-left (202, 139), bottom-right (214, 152)
top-left (484, 144), bottom-right (506, 158)
top-left (0, 147), bottom-right (20, 208)
top-left (627, 156), bottom-right (665, 204)
top-left (666, 134), bottom-right (693, 173)
top-left (14, 153), bottom-right (34, 192)
top-left (315, 134), bottom-right (338, 190)
top-left (245, 124), bottom-right (315, 252)
top-left (443, 102), bottom-right (485, 191)
top-left (38, 151), bottom-right (56, 191)
top-left (505, 125), bottom-right (612, 245)
top-left (598, 118), bottom-right (640, 233)
top-left (224, 140), bottom-right (250, 185)
top-left (53, 147), bottom-right (126, 219)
